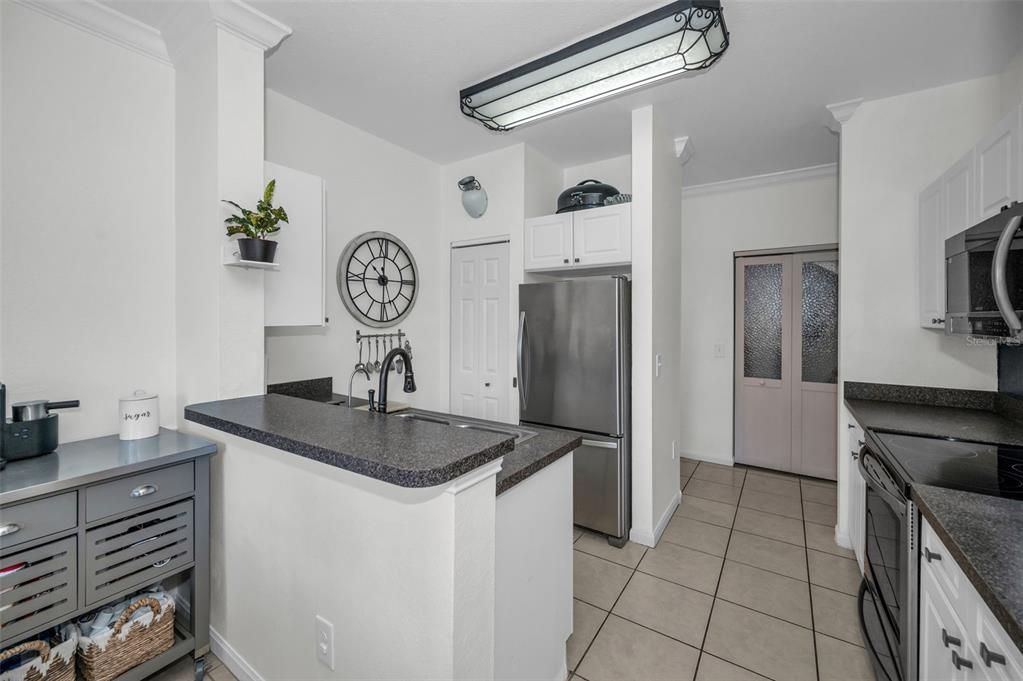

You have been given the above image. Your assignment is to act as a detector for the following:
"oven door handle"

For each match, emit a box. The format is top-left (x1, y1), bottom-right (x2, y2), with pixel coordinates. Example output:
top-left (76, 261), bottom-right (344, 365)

top-left (992, 215), bottom-right (1023, 337)
top-left (858, 447), bottom-right (906, 518)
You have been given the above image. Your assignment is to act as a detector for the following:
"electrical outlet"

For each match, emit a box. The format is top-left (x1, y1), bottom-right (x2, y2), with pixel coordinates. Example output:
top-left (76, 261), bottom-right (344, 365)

top-left (315, 615), bottom-right (335, 670)
top-left (655, 353), bottom-right (663, 377)
top-left (672, 440), bottom-right (677, 460)
top-left (713, 342), bottom-right (726, 358)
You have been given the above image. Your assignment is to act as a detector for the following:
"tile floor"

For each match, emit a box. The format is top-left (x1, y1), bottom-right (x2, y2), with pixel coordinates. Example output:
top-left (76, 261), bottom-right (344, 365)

top-left (569, 460), bottom-right (874, 681)
top-left (146, 652), bottom-right (237, 681)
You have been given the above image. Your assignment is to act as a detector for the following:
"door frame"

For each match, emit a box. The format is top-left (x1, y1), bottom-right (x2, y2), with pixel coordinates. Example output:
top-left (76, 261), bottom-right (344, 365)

top-left (732, 244), bottom-right (839, 474)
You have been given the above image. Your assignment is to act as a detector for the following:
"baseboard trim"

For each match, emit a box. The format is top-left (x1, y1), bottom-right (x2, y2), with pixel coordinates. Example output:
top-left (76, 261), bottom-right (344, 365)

top-left (210, 627), bottom-right (264, 681)
top-left (630, 489), bottom-right (681, 548)
top-left (834, 527), bottom-right (852, 550)
top-left (678, 451), bottom-right (735, 467)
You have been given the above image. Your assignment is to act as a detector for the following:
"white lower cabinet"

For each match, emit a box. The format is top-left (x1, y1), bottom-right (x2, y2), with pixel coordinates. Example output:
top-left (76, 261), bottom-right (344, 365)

top-left (845, 411), bottom-right (866, 571)
top-left (919, 517), bottom-right (1023, 681)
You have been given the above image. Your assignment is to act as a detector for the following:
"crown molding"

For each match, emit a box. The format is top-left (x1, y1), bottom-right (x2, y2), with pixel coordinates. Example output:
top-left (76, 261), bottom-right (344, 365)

top-left (13, 0), bottom-right (171, 65)
top-left (210, 0), bottom-right (292, 52)
top-left (682, 163), bottom-right (837, 198)
top-left (674, 136), bottom-right (693, 166)
top-left (826, 98), bottom-right (864, 133)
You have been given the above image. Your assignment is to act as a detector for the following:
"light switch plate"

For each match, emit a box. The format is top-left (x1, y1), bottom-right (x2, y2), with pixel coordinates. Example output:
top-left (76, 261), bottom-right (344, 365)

top-left (655, 353), bottom-right (663, 377)
top-left (315, 615), bottom-right (335, 670)
top-left (713, 342), bottom-right (726, 358)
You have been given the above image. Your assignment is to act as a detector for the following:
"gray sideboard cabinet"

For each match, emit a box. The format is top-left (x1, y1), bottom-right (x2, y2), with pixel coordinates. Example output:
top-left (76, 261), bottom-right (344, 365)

top-left (0, 429), bottom-right (216, 681)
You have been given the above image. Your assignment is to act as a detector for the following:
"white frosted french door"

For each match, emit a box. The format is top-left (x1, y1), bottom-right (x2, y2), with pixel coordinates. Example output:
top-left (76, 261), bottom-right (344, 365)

top-left (450, 242), bottom-right (510, 422)
top-left (735, 251), bottom-right (839, 479)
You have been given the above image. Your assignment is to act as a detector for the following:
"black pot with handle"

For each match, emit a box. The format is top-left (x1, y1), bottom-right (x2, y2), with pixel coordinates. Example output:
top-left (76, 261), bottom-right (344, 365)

top-left (556, 179), bottom-right (620, 214)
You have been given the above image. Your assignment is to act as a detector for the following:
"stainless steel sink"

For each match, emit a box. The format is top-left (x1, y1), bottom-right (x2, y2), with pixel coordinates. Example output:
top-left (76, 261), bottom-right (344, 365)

top-left (397, 410), bottom-right (536, 445)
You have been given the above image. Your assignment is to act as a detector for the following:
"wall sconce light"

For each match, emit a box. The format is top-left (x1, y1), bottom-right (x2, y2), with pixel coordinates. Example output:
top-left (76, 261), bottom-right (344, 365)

top-left (458, 176), bottom-right (488, 219)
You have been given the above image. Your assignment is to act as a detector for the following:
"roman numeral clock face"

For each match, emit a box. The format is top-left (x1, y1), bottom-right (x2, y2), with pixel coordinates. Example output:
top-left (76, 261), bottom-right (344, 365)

top-left (336, 231), bottom-right (419, 327)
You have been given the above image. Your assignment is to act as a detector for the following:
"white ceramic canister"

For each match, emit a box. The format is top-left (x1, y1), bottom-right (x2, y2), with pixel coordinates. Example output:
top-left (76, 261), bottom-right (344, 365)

top-left (119, 390), bottom-right (160, 440)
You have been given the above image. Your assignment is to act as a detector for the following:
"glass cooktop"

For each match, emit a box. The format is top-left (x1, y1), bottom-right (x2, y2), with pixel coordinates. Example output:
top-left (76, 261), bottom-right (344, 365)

top-left (871, 432), bottom-right (1023, 500)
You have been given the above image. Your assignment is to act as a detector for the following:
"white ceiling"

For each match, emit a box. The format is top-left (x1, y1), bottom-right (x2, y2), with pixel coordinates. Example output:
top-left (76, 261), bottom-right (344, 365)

top-left (106, 0), bottom-right (1023, 185)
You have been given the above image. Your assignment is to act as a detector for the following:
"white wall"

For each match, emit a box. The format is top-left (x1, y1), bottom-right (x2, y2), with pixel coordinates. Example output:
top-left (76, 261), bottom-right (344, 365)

top-left (679, 170), bottom-right (838, 463)
top-left (838, 76), bottom-right (1005, 391)
top-left (630, 106), bottom-right (682, 546)
top-left (563, 154), bottom-right (632, 194)
top-left (202, 427), bottom-right (499, 681)
top-left (263, 90), bottom-right (446, 409)
top-left (1, 3), bottom-right (176, 441)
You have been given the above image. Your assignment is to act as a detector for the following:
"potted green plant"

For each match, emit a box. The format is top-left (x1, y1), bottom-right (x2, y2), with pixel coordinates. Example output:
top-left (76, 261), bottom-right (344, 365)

top-left (223, 179), bottom-right (289, 263)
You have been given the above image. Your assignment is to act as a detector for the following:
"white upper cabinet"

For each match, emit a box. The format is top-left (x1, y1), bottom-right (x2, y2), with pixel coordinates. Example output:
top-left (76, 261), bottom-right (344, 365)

top-left (523, 213), bottom-right (574, 270)
top-left (572, 204), bottom-right (631, 267)
top-left (976, 106), bottom-right (1020, 220)
top-left (524, 204), bottom-right (631, 272)
top-left (919, 176), bottom-right (946, 329)
top-left (944, 151), bottom-right (976, 237)
top-left (264, 161), bottom-right (326, 327)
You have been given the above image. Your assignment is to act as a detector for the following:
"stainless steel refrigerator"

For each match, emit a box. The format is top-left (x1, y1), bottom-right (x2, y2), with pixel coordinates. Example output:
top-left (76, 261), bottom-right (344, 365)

top-left (518, 276), bottom-right (631, 546)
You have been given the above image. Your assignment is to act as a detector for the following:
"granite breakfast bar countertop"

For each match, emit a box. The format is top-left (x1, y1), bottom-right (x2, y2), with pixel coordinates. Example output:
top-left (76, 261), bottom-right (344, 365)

top-left (184, 393), bottom-right (580, 493)
top-left (913, 484), bottom-right (1023, 655)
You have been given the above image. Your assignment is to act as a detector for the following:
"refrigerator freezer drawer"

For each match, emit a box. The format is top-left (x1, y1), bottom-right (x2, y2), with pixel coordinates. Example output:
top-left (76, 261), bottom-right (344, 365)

top-left (573, 435), bottom-right (629, 540)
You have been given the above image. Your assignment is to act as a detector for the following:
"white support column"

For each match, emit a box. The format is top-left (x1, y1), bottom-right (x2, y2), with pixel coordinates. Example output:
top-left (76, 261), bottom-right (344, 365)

top-left (826, 97), bottom-right (862, 549)
top-left (166, 2), bottom-right (291, 418)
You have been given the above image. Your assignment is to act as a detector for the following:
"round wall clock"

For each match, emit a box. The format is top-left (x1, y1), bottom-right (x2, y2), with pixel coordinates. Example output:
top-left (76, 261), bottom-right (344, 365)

top-left (336, 231), bottom-right (419, 327)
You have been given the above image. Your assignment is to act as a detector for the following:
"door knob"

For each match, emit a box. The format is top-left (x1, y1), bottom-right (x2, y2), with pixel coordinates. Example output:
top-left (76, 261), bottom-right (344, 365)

top-left (484, 382), bottom-right (491, 387)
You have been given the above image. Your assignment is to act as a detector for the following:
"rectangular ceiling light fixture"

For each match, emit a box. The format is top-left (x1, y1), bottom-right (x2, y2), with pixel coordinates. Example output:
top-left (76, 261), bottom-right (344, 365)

top-left (459, 0), bottom-right (728, 132)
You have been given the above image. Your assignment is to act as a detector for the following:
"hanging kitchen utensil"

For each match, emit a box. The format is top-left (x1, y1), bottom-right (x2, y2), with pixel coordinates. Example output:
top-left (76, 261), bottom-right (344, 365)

top-left (356, 340), bottom-right (365, 371)
top-left (374, 339), bottom-right (382, 372)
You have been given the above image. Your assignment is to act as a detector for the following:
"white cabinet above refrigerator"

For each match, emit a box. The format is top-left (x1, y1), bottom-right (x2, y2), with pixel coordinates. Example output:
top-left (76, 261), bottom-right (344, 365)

top-left (524, 204), bottom-right (631, 272)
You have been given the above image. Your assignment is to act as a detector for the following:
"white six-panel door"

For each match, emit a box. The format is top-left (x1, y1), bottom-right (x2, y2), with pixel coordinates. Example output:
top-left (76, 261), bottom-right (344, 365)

top-left (450, 242), bottom-right (510, 422)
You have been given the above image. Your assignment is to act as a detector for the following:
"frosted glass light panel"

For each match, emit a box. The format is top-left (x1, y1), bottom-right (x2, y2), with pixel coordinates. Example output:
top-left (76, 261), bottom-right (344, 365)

top-left (801, 260), bottom-right (839, 384)
top-left (459, 1), bottom-right (728, 131)
top-left (744, 263), bottom-right (784, 380)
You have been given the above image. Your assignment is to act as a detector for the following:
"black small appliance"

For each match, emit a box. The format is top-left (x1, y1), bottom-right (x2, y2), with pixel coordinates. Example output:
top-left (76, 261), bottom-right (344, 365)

top-left (556, 179), bottom-right (620, 213)
top-left (0, 383), bottom-right (79, 468)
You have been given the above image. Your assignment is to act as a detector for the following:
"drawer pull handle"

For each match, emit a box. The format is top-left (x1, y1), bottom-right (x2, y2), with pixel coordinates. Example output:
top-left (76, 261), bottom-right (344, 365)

top-left (0, 524), bottom-right (21, 537)
top-left (942, 629), bottom-right (961, 648)
top-left (951, 651), bottom-right (973, 670)
top-left (980, 642), bottom-right (1006, 667)
top-left (924, 547), bottom-right (941, 562)
top-left (151, 558), bottom-right (172, 569)
top-left (130, 484), bottom-right (159, 498)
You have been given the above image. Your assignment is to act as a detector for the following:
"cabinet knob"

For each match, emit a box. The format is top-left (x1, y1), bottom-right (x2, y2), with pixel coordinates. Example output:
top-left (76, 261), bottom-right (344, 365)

top-left (0, 523), bottom-right (21, 537)
top-left (130, 484), bottom-right (159, 498)
top-left (980, 642), bottom-right (1007, 667)
top-left (847, 424), bottom-right (855, 429)
top-left (484, 382), bottom-right (491, 387)
top-left (951, 651), bottom-right (973, 670)
top-left (574, 257), bottom-right (580, 263)
top-left (942, 629), bottom-right (961, 648)
top-left (924, 547), bottom-right (942, 563)
top-left (932, 318), bottom-right (945, 325)
top-left (563, 258), bottom-right (569, 264)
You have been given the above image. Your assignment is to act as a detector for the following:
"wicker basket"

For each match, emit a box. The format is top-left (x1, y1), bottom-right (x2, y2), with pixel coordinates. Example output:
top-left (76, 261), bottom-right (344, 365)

top-left (76, 597), bottom-right (174, 681)
top-left (0, 626), bottom-right (78, 681)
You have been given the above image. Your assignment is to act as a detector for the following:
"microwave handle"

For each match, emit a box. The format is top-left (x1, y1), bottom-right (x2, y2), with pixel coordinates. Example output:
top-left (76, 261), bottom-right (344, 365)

top-left (992, 215), bottom-right (1023, 337)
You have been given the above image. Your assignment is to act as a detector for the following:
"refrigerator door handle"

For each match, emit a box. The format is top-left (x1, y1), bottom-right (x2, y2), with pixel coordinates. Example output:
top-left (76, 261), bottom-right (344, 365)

top-left (581, 439), bottom-right (618, 449)
top-left (517, 311), bottom-right (528, 411)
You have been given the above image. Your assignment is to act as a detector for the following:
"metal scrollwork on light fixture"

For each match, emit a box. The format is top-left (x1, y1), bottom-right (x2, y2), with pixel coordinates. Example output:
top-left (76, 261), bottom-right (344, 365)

top-left (457, 175), bottom-right (488, 219)
top-left (459, 0), bottom-right (729, 132)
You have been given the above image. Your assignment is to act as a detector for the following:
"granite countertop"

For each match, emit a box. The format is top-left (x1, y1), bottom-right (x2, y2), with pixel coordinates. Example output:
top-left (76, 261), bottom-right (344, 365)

top-left (185, 393), bottom-right (517, 488)
top-left (1, 429), bottom-right (218, 506)
top-left (495, 425), bottom-right (580, 494)
top-left (913, 484), bottom-right (1023, 655)
top-left (844, 398), bottom-right (1023, 446)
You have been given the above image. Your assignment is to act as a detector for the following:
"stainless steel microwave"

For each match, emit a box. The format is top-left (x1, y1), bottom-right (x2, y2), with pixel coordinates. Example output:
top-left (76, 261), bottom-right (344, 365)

top-left (945, 201), bottom-right (1023, 338)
